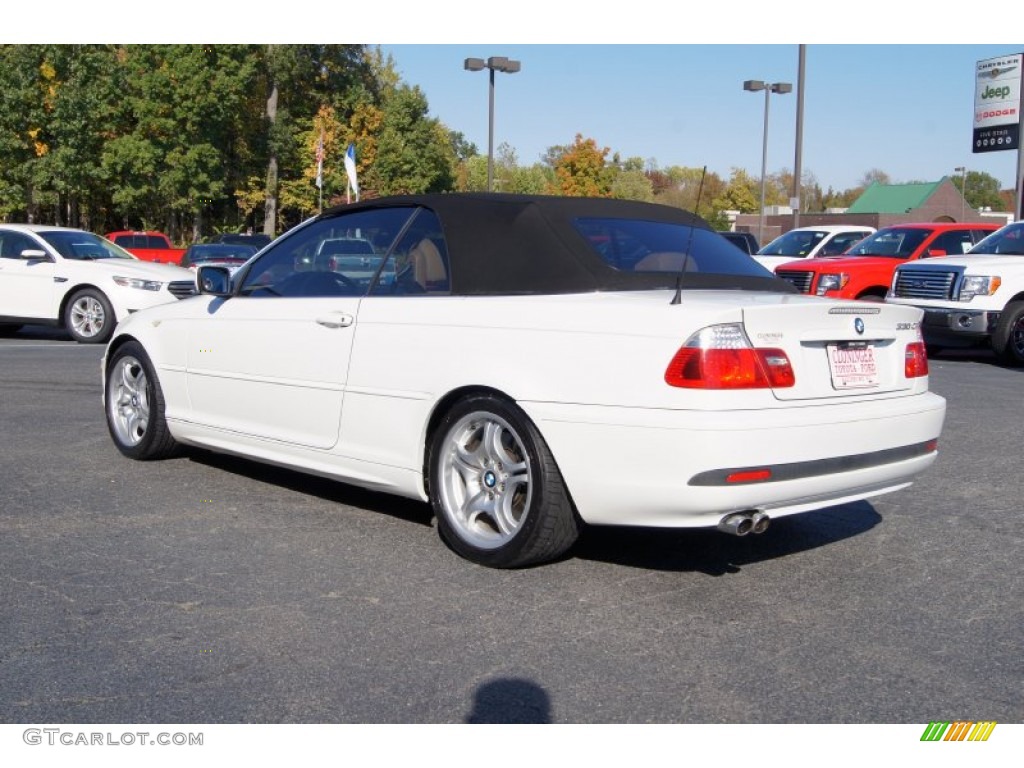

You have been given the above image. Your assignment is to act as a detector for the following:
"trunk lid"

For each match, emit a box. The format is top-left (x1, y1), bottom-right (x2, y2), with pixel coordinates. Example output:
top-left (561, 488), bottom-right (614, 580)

top-left (742, 298), bottom-right (923, 401)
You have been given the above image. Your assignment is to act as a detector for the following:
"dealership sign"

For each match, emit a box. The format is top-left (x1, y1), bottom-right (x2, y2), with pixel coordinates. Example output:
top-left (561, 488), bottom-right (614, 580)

top-left (973, 54), bottom-right (1022, 153)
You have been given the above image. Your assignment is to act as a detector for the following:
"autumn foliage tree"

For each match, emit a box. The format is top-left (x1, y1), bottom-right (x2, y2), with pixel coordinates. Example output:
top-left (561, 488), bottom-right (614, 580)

top-left (549, 134), bottom-right (613, 197)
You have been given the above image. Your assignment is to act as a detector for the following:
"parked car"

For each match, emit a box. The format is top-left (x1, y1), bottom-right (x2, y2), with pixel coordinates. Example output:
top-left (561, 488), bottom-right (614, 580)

top-left (102, 194), bottom-right (945, 567)
top-left (775, 222), bottom-right (999, 300)
top-left (887, 221), bottom-right (1024, 364)
top-left (106, 230), bottom-right (187, 264)
top-left (180, 243), bottom-right (258, 270)
top-left (0, 225), bottom-right (197, 343)
top-left (754, 225), bottom-right (875, 272)
top-left (210, 233), bottom-right (273, 249)
top-left (719, 231), bottom-right (760, 255)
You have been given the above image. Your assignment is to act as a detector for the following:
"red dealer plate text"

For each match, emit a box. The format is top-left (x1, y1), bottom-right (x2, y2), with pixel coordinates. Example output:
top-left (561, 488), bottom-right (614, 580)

top-left (827, 343), bottom-right (879, 389)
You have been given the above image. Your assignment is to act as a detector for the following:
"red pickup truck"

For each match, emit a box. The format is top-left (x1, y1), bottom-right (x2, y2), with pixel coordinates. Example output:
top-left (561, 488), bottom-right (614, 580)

top-left (106, 231), bottom-right (187, 264)
top-left (774, 222), bottom-right (1000, 300)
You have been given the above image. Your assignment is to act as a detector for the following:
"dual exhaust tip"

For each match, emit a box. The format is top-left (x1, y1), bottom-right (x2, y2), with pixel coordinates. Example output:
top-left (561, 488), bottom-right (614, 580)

top-left (718, 511), bottom-right (770, 537)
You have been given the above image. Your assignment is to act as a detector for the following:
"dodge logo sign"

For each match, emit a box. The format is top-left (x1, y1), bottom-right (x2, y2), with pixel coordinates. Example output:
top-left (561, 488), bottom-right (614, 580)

top-left (854, 318), bottom-right (865, 335)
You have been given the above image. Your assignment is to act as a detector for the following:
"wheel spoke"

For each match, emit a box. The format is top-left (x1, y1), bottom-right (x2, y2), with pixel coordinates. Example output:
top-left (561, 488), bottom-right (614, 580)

top-left (108, 356), bottom-right (152, 447)
top-left (492, 490), bottom-right (521, 536)
top-left (481, 421), bottom-right (504, 462)
top-left (453, 439), bottom-right (485, 473)
top-left (437, 408), bottom-right (534, 552)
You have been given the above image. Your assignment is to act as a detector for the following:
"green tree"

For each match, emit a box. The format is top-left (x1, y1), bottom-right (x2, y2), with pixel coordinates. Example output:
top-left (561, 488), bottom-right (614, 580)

top-left (653, 166), bottom-right (726, 218)
top-left (0, 46), bottom-right (55, 221)
top-left (449, 131), bottom-right (478, 163)
top-left (257, 44), bottom-right (372, 234)
top-left (363, 84), bottom-right (455, 196)
top-left (954, 170), bottom-right (1005, 211)
top-left (710, 168), bottom-right (760, 215)
top-left (610, 170), bottom-right (654, 202)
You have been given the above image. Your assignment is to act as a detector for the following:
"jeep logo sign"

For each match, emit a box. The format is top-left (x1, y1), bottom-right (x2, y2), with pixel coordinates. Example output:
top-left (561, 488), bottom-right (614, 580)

top-left (973, 53), bottom-right (1023, 154)
top-left (981, 85), bottom-right (1012, 100)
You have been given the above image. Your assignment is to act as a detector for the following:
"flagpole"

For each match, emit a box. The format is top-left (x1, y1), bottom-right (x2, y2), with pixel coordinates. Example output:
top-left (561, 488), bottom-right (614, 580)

top-left (315, 127), bottom-right (325, 214)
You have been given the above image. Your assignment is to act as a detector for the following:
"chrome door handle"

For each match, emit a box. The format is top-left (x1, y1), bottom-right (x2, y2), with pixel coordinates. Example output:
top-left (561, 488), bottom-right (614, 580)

top-left (316, 313), bottom-right (354, 329)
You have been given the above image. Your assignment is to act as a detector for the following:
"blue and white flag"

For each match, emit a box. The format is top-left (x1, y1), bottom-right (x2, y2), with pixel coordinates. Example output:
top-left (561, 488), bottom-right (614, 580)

top-left (344, 143), bottom-right (360, 201)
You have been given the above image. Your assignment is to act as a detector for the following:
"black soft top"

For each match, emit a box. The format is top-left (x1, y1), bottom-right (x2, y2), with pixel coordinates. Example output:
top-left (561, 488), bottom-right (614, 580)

top-left (321, 193), bottom-right (793, 296)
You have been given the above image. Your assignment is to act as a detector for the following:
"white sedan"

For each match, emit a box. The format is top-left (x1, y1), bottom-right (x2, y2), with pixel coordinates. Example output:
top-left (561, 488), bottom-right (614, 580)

top-left (0, 224), bottom-right (197, 343)
top-left (102, 195), bottom-right (946, 567)
top-left (754, 225), bottom-right (875, 272)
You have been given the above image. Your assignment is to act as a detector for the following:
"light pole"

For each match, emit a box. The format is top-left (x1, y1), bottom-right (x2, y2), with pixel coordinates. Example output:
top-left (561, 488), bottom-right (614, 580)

top-left (744, 79), bottom-right (792, 243)
top-left (792, 46), bottom-right (806, 228)
top-left (464, 56), bottom-right (521, 192)
top-left (954, 166), bottom-right (967, 221)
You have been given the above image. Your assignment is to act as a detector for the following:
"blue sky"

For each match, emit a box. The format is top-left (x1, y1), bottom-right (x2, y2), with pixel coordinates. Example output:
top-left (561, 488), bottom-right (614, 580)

top-left (379, 44), bottom-right (1022, 193)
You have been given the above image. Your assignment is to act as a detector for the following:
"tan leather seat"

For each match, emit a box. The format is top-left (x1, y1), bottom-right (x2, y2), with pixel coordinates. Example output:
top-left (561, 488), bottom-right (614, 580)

top-left (633, 251), bottom-right (690, 272)
top-left (410, 238), bottom-right (448, 291)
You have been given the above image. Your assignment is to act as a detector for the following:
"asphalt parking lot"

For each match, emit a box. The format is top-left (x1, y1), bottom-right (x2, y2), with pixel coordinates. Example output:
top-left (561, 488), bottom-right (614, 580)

top-left (0, 326), bottom-right (1021, 724)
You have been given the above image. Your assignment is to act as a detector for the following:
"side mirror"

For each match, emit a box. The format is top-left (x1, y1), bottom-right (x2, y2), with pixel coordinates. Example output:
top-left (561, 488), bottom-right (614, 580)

top-left (196, 265), bottom-right (232, 297)
top-left (19, 249), bottom-right (49, 260)
top-left (925, 249), bottom-right (946, 258)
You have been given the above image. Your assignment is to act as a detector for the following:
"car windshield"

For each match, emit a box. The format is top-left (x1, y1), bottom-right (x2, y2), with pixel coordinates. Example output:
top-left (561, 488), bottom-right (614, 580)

top-left (40, 231), bottom-right (136, 260)
top-left (844, 228), bottom-right (930, 258)
top-left (758, 229), bottom-right (828, 256)
top-left (573, 218), bottom-right (773, 278)
top-left (968, 223), bottom-right (1024, 255)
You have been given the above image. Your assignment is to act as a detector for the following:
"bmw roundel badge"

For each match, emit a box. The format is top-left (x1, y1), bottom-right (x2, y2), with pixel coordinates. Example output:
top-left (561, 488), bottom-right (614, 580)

top-left (854, 318), bottom-right (865, 335)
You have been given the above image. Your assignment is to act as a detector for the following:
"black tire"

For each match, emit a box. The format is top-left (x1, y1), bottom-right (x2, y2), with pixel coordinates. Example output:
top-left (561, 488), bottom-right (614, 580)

top-left (428, 394), bottom-right (579, 568)
top-left (64, 288), bottom-right (116, 344)
top-left (856, 290), bottom-right (886, 302)
top-left (992, 300), bottom-right (1024, 366)
top-left (0, 324), bottom-right (22, 336)
top-left (104, 341), bottom-right (179, 460)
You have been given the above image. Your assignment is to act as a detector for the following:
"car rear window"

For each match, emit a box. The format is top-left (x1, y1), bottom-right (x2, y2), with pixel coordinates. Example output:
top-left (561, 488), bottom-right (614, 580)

top-left (846, 228), bottom-right (930, 258)
top-left (573, 217), bottom-right (772, 277)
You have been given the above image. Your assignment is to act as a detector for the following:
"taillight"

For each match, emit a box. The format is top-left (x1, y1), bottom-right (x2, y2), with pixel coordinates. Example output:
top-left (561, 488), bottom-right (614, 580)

top-left (905, 342), bottom-right (928, 378)
top-left (665, 324), bottom-right (795, 389)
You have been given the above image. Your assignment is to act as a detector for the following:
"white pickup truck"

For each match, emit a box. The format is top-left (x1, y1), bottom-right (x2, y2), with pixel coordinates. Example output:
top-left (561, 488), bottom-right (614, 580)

top-left (886, 221), bottom-right (1024, 365)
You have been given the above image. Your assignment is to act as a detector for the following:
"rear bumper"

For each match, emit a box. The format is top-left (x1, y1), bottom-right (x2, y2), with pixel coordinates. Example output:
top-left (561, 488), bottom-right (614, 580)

top-left (523, 392), bottom-right (946, 528)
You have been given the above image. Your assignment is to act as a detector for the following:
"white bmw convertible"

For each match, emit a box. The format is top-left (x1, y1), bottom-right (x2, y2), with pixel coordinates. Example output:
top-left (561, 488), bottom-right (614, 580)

top-left (102, 194), bottom-right (946, 567)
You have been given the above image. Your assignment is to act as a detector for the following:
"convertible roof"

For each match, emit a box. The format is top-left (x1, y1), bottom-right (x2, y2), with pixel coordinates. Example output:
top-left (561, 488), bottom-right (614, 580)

top-left (321, 193), bottom-right (790, 295)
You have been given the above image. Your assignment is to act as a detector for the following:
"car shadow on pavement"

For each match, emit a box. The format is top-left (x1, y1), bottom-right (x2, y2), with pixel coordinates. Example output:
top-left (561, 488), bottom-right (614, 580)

top-left (184, 447), bottom-right (434, 529)
top-left (572, 502), bottom-right (882, 575)
top-left (2, 326), bottom-right (74, 342)
top-left (182, 447), bottom-right (882, 573)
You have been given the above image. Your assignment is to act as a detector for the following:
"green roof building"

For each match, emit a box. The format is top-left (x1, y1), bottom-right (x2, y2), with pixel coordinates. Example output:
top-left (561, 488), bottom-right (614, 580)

top-left (735, 178), bottom-right (1010, 243)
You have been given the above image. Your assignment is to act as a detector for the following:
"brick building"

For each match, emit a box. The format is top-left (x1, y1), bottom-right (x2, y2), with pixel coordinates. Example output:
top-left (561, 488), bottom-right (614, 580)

top-left (734, 178), bottom-right (1013, 244)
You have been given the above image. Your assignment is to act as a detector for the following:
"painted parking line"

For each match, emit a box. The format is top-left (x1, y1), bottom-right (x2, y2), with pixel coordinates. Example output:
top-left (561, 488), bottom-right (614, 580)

top-left (0, 343), bottom-right (100, 349)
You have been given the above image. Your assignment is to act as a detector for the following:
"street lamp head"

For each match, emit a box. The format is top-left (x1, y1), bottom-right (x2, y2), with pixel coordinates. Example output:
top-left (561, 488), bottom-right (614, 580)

top-left (486, 56), bottom-right (521, 74)
top-left (466, 57), bottom-right (521, 74)
top-left (743, 80), bottom-right (766, 92)
top-left (954, 166), bottom-right (966, 174)
top-left (771, 82), bottom-right (793, 94)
